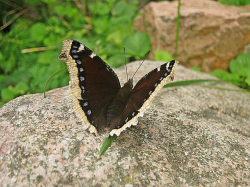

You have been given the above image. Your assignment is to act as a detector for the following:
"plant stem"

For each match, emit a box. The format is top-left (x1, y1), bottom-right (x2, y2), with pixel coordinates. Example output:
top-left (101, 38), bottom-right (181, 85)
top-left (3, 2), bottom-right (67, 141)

top-left (175, 0), bottom-right (181, 59)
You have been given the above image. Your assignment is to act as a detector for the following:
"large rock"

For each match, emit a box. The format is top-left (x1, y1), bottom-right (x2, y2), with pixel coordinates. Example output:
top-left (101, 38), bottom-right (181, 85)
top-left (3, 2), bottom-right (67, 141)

top-left (134, 0), bottom-right (250, 72)
top-left (0, 61), bottom-right (250, 186)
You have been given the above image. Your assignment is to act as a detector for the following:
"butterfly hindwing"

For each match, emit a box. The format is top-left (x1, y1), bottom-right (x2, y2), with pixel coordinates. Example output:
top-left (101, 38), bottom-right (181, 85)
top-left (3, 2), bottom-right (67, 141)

top-left (59, 39), bottom-right (121, 134)
top-left (109, 60), bottom-right (177, 136)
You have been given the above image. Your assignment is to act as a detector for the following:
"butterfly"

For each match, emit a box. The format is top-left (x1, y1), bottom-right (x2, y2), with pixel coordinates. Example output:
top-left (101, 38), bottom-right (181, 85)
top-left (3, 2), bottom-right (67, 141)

top-left (59, 39), bottom-right (178, 136)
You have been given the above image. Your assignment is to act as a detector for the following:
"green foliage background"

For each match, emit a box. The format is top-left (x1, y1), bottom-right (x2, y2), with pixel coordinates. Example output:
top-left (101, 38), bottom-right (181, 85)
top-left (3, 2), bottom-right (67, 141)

top-left (218, 0), bottom-right (250, 6)
top-left (210, 53), bottom-right (250, 90)
top-left (0, 0), bottom-right (151, 107)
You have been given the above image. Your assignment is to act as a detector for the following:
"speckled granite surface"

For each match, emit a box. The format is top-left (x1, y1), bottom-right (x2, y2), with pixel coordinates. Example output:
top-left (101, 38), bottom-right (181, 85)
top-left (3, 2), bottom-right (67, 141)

top-left (0, 61), bottom-right (250, 186)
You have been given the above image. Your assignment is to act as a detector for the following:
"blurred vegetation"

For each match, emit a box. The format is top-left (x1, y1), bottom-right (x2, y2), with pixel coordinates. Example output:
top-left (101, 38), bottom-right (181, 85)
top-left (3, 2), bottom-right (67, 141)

top-left (218, 0), bottom-right (250, 6)
top-left (210, 53), bottom-right (250, 90)
top-left (0, 0), bottom-right (151, 107)
top-left (191, 53), bottom-right (250, 90)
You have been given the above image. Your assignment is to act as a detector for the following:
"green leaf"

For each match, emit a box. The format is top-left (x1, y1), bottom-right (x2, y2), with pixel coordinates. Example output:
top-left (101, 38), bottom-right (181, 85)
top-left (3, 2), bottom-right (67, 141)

top-left (113, 0), bottom-right (137, 18)
top-left (14, 82), bottom-right (29, 95)
top-left (110, 16), bottom-right (131, 28)
top-left (99, 135), bottom-right (117, 156)
top-left (65, 6), bottom-right (78, 17)
top-left (54, 5), bottom-right (65, 15)
top-left (106, 0), bottom-right (116, 6)
top-left (123, 32), bottom-right (151, 59)
top-left (93, 18), bottom-right (109, 34)
top-left (37, 51), bottom-right (57, 64)
top-left (113, 1), bottom-right (128, 16)
top-left (106, 30), bottom-right (126, 47)
top-left (154, 50), bottom-right (173, 61)
top-left (30, 22), bottom-right (48, 42)
top-left (164, 79), bottom-right (219, 88)
top-left (0, 59), bottom-right (16, 74)
top-left (91, 2), bottom-right (110, 16)
top-left (218, 0), bottom-right (250, 6)
top-left (1, 86), bottom-right (16, 102)
top-left (210, 69), bottom-right (242, 86)
top-left (48, 17), bottom-right (61, 25)
top-left (43, 33), bottom-right (61, 46)
top-left (0, 70), bottom-right (31, 92)
top-left (1, 81), bottom-right (29, 103)
top-left (108, 54), bottom-right (127, 68)
top-left (229, 53), bottom-right (250, 78)
top-left (97, 43), bottom-right (121, 61)
top-left (245, 77), bottom-right (250, 86)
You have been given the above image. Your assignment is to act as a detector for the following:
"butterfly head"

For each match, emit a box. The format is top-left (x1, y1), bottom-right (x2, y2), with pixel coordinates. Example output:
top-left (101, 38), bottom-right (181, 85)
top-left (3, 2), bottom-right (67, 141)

top-left (120, 78), bottom-right (133, 94)
top-left (127, 78), bottom-right (133, 88)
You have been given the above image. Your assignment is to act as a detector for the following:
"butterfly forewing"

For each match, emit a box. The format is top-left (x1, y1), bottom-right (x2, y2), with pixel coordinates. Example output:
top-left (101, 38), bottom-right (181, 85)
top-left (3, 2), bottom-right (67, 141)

top-left (132, 60), bottom-right (176, 108)
top-left (109, 60), bottom-right (177, 136)
top-left (59, 39), bottom-right (121, 133)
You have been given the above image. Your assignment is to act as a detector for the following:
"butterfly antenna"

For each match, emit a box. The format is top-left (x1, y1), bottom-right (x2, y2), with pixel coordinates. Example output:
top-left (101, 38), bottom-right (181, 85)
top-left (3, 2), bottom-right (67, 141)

top-left (131, 50), bottom-right (151, 80)
top-left (124, 46), bottom-right (128, 81)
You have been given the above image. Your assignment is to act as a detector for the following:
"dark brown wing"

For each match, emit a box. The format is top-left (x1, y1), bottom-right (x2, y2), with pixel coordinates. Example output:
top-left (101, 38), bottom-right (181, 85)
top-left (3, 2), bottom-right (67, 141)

top-left (59, 39), bottom-right (121, 135)
top-left (109, 60), bottom-right (178, 136)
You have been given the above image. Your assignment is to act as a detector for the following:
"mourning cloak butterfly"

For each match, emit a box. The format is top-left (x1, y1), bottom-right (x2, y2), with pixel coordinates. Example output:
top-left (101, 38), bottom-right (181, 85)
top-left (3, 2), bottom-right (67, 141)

top-left (59, 39), bottom-right (178, 136)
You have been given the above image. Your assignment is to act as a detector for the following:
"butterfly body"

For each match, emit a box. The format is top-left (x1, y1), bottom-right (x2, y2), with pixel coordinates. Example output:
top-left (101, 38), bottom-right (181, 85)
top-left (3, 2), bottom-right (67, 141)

top-left (59, 39), bottom-right (178, 136)
top-left (107, 79), bottom-right (133, 130)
